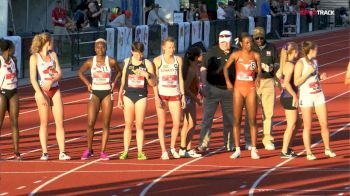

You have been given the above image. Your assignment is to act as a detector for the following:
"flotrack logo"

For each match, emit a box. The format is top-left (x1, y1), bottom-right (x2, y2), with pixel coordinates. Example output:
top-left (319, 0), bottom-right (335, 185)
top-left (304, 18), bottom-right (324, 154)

top-left (299, 8), bottom-right (335, 16)
top-left (317, 9), bottom-right (335, 15)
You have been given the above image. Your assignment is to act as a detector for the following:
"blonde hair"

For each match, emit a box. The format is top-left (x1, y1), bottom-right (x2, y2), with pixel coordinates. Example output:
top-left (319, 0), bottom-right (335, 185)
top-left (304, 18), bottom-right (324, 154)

top-left (277, 42), bottom-right (298, 79)
top-left (162, 37), bottom-right (175, 46)
top-left (30, 32), bottom-right (52, 54)
top-left (95, 38), bottom-right (106, 44)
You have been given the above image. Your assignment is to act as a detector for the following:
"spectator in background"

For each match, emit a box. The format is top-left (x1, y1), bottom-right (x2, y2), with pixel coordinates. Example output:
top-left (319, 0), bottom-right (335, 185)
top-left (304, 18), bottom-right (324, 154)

top-left (199, 1), bottom-right (209, 20)
top-left (74, 8), bottom-right (89, 30)
top-left (224, 1), bottom-right (236, 19)
top-left (270, 0), bottom-right (282, 16)
top-left (109, 10), bottom-right (133, 28)
top-left (51, 0), bottom-right (71, 55)
top-left (217, 2), bottom-right (226, 20)
top-left (144, 2), bottom-right (153, 24)
top-left (340, 7), bottom-right (349, 26)
top-left (147, 3), bottom-right (168, 25)
top-left (87, 2), bottom-right (104, 28)
top-left (241, 1), bottom-right (256, 18)
top-left (187, 3), bottom-right (200, 22)
top-left (261, 0), bottom-right (271, 16)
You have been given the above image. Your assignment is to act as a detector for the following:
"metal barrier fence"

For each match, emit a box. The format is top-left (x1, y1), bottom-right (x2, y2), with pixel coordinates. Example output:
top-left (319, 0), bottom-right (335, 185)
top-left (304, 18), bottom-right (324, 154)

top-left (17, 14), bottom-right (333, 75)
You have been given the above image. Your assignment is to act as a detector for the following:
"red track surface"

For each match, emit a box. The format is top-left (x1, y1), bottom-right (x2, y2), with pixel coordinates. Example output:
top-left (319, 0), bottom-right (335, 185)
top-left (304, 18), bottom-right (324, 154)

top-left (0, 28), bottom-right (349, 196)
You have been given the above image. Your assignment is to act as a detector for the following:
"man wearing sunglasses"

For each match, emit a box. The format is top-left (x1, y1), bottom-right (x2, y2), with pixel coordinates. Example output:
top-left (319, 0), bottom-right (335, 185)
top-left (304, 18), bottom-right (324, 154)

top-left (197, 30), bottom-right (236, 153)
top-left (244, 27), bottom-right (279, 150)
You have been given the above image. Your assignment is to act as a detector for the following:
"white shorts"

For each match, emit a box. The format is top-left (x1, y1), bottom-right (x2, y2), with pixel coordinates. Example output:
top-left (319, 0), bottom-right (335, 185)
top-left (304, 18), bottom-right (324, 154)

top-left (299, 91), bottom-right (326, 108)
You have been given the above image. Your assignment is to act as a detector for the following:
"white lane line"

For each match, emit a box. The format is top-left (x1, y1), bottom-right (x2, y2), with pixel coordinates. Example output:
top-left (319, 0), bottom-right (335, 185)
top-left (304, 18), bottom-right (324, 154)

top-left (140, 147), bottom-right (225, 196)
top-left (137, 182), bottom-right (144, 187)
top-left (16, 186), bottom-right (26, 190)
top-left (122, 189), bottom-right (131, 193)
top-left (33, 180), bottom-right (42, 184)
top-left (256, 188), bottom-right (349, 192)
top-left (319, 47), bottom-right (350, 56)
top-left (229, 191), bottom-right (237, 195)
top-left (0, 192), bottom-right (9, 196)
top-left (338, 193), bottom-right (344, 195)
top-left (248, 122), bottom-right (350, 196)
top-left (345, 187), bottom-right (350, 190)
top-left (240, 185), bottom-right (247, 188)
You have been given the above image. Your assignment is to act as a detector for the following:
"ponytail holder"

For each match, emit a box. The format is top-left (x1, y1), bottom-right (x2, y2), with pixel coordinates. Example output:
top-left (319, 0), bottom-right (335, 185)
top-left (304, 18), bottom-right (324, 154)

top-left (282, 44), bottom-right (288, 50)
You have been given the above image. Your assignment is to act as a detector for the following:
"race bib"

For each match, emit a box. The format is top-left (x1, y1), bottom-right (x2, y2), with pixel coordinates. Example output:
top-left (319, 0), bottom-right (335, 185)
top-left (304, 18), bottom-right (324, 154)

top-left (309, 81), bottom-right (321, 93)
top-left (237, 72), bottom-right (253, 81)
top-left (128, 74), bottom-right (145, 88)
top-left (161, 75), bottom-right (178, 88)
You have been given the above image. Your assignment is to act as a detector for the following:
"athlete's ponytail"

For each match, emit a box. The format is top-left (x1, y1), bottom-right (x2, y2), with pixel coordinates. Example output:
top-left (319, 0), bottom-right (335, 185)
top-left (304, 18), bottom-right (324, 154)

top-left (301, 41), bottom-right (316, 63)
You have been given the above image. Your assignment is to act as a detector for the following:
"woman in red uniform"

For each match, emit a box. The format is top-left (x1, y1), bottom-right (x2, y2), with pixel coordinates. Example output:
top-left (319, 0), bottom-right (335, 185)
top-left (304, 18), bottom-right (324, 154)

top-left (224, 33), bottom-right (261, 159)
top-left (29, 32), bottom-right (70, 160)
top-left (79, 38), bottom-right (121, 160)
top-left (153, 37), bottom-right (186, 160)
top-left (0, 39), bottom-right (21, 159)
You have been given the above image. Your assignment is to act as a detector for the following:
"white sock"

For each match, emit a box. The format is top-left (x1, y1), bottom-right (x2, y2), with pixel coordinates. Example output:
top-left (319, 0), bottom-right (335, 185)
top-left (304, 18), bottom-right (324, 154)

top-left (235, 147), bottom-right (241, 153)
top-left (251, 147), bottom-right (257, 151)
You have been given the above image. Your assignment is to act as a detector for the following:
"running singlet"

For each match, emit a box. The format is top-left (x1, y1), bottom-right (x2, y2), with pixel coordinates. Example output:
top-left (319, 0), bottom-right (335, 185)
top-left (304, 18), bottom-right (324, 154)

top-left (158, 55), bottom-right (180, 96)
top-left (0, 56), bottom-right (17, 90)
top-left (299, 58), bottom-right (322, 95)
top-left (36, 53), bottom-right (59, 88)
top-left (125, 58), bottom-right (148, 93)
top-left (91, 56), bottom-right (111, 91)
top-left (235, 51), bottom-right (257, 88)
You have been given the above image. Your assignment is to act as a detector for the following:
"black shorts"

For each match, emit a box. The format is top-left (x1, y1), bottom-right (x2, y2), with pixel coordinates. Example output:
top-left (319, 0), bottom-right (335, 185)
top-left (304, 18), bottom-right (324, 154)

top-left (0, 89), bottom-right (18, 100)
top-left (91, 90), bottom-right (112, 102)
top-left (280, 96), bottom-right (297, 110)
top-left (124, 91), bottom-right (147, 104)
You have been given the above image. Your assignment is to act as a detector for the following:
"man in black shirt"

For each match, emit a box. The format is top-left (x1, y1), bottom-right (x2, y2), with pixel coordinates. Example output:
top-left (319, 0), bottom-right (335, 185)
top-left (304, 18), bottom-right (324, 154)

top-left (244, 27), bottom-right (279, 150)
top-left (197, 30), bottom-right (236, 152)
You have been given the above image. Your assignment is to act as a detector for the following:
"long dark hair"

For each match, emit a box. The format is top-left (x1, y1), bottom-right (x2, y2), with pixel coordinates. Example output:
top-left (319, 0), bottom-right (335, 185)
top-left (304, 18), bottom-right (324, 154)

top-left (183, 46), bottom-right (201, 80)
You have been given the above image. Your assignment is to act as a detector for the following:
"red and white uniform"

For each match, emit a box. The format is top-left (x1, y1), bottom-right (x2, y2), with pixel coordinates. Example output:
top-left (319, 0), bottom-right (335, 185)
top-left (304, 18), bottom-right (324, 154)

top-left (299, 57), bottom-right (325, 107)
top-left (0, 56), bottom-right (17, 90)
top-left (157, 55), bottom-right (180, 96)
top-left (91, 56), bottom-right (111, 91)
top-left (36, 53), bottom-right (59, 88)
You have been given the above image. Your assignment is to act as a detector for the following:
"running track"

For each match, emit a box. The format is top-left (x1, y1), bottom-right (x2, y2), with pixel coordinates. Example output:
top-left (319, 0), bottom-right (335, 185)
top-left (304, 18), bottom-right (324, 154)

top-left (0, 28), bottom-right (349, 196)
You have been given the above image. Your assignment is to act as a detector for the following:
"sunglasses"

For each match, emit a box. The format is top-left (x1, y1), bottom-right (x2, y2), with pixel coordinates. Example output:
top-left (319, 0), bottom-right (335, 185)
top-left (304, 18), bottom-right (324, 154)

top-left (219, 34), bottom-right (231, 38)
top-left (254, 37), bottom-right (264, 40)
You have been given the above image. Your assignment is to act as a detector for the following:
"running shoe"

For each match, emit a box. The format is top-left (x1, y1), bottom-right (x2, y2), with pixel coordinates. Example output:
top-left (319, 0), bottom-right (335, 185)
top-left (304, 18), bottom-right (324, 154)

top-left (264, 141), bottom-right (275, 150)
top-left (100, 152), bottom-right (110, 160)
top-left (137, 152), bottom-right (148, 160)
top-left (40, 153), bottom-right (49, 161)
top-left (170, 148), bottom-right (180, 159)
top-left (251, 149), bottom-right (260, 159)
top-left (14, 152), bottom-right (22, 160)
top-left (196, 146), bottom-right (209, 153)
top-left (179, 149), bottom-right (187, 157)
top-left (307, 153), bottom-right (316, 160)
top-left (280, 151), bottom-right (297, 158)
top-left (161, 151), bottom-right (169, 160)
top-left (59, 152), bottom-right (71, 160)
top-left (230, 150), bottom-right (241, 159)
top-left (81, 149), bottom-right (93, 160)
top-left (186, 149), bottom-right (202, 158)
top-left (325, 149), bottom-right (336, 158)
top-left (119, 151), bottom-right (128, 160)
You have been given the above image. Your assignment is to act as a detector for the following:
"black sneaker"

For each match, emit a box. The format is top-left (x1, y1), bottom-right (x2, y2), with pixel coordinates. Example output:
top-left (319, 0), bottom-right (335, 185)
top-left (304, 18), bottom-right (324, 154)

top-left (288, 148), bottom-right (296, 156)
top-left (280, 151), bottom-right (297, 158)
top-left (14, 152), bottom-right (22, 160)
